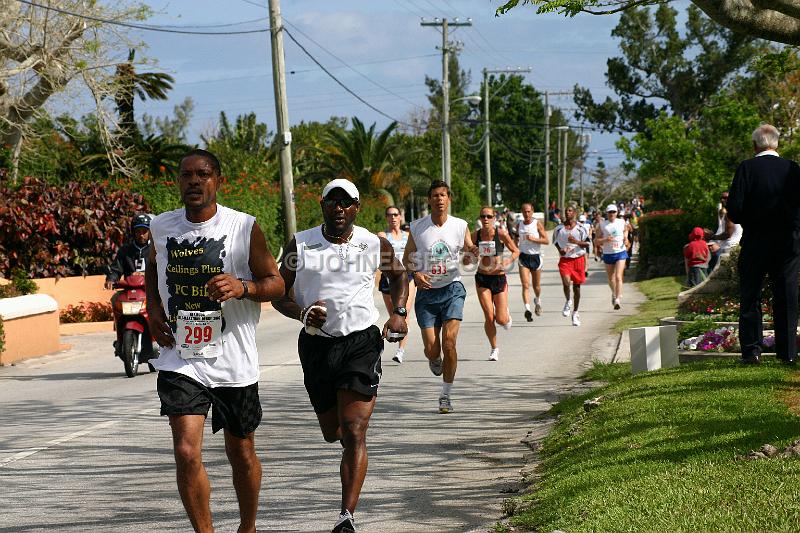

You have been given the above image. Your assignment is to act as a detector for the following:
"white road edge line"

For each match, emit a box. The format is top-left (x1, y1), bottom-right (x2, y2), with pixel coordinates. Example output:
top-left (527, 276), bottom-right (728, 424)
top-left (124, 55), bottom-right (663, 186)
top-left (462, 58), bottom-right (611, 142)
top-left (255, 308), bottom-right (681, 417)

top-left (0, 356), bottom-right (297, 469)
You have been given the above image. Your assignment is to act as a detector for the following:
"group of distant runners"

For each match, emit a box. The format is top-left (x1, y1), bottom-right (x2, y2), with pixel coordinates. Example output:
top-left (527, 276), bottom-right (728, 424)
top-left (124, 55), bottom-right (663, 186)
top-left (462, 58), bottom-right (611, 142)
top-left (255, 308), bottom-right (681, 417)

top-left (140, 148), bottom-right (633, 533)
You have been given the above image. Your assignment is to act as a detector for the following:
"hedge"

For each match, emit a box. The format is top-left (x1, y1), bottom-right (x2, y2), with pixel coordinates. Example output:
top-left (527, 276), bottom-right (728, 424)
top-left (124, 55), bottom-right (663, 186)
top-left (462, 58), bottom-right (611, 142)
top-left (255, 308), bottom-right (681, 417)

top-left (0, 177), bottom-right (149, 278)
top-left (636, 211), bottom-right (712, 281)
top-left (111, 174), bottom-right (388, 254)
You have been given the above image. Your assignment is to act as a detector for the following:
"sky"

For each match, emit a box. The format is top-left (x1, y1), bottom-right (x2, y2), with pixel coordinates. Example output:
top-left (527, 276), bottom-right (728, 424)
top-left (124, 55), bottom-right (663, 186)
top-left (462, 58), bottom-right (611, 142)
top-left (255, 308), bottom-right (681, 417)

top-left (126, 0), bottom-right (649, 169)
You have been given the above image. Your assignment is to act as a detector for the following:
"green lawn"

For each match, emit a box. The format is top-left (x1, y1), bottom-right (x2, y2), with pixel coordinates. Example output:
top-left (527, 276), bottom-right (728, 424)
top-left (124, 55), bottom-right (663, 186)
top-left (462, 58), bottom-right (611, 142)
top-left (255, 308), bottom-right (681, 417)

top-left (614, 275), bottom-right (683, 333)
top-left (504, 360), bottom-right (800, 532)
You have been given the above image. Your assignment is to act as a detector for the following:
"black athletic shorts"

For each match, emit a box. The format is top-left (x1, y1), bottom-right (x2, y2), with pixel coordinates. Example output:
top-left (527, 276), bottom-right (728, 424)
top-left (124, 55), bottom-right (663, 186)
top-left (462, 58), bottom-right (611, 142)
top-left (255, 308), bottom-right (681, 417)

top-left (518, 252), bottom-right (542, 271)
top-left (475, 272), bottom-right (507, 295)
top-left (298, 325), bottom-right (383, 414)
top-left (157, 370), bottom-right (262, 438)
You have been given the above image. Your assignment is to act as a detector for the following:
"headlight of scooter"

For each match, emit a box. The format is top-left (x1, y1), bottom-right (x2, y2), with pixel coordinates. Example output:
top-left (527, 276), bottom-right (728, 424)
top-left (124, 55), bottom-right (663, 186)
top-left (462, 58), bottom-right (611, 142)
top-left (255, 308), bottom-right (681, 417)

top-left (121, 301), bottom-right (144, 314)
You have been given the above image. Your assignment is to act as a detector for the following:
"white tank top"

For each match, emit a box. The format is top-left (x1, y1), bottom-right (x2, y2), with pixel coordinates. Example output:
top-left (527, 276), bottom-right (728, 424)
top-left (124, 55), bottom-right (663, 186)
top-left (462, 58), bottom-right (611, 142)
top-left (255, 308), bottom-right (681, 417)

top-left (150, 205), bottom-right (260, 387)
top-left (293, 225), bottom-right (381, 337)
top-left (385, 230), bottom-right (409, 262)
top-left (600, 218), bottom-right (627, 254)
top-left (517, 219), bottom-right (541, 255)
top-left (409, 215), bottom-right (468, 289)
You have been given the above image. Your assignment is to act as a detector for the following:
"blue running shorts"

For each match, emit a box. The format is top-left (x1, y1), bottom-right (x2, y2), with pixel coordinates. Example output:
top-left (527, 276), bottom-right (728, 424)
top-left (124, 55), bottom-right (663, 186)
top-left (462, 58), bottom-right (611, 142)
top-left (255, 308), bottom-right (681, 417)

top-left (602, 250), bottom-right (628, 265)
top-left (414, 281), bottom-right (466, 329)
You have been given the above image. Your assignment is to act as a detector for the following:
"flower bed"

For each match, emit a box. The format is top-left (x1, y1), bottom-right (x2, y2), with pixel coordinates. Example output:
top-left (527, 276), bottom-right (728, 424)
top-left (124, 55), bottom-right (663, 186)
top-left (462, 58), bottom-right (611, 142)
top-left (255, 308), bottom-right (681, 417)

top-left (679, 326), bottom-right (740, 353)
top-left (60, 301), bottom-right (113, 323)
top-left (675, 293), bottom-right (772, 323)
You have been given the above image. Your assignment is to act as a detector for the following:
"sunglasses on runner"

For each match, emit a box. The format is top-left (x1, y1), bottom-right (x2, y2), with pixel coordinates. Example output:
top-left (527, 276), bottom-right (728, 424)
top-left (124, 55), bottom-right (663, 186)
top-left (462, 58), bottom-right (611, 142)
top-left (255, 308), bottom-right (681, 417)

top-left (323, 198), bottom-right (357, 209)
top-left (480, 214), bottom-right (495, 219)
top-left (386, 212), bottom-right (400, 217)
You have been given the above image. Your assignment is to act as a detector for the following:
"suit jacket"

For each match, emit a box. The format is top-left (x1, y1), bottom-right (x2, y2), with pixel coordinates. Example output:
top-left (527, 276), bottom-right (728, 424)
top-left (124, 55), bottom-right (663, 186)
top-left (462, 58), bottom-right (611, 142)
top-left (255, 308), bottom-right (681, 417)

top-left (727, 153), bottom-right (800, 251)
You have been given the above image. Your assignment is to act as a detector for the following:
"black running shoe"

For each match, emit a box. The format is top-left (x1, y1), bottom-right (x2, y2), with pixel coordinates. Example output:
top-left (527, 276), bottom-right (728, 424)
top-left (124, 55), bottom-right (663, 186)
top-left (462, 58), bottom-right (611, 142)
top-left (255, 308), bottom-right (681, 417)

top-left (524, 309), bottom-right (533, 322)
top-left (332, 518), bottom-right (356, 533)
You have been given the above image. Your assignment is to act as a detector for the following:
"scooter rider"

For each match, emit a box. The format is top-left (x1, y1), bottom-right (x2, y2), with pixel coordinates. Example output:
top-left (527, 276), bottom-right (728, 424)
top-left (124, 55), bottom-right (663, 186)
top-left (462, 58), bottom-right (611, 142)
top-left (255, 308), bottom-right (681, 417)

top-left (105, 214), bottom-right (152, 289)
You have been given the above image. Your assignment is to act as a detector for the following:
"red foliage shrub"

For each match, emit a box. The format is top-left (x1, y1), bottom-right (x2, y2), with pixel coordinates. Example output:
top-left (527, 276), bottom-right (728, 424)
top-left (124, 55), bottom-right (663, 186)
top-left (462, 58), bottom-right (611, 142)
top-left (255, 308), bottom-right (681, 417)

top-left (0, 177), bottom-right (149, 278)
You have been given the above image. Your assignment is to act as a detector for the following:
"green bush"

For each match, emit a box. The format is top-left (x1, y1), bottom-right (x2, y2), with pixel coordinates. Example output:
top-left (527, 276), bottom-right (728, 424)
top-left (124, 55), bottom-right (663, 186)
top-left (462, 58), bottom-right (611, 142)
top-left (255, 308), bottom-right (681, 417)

top-left (678, 317), bottom-right (721, 340)
top-left (636, 211), bottom-right (711, 280)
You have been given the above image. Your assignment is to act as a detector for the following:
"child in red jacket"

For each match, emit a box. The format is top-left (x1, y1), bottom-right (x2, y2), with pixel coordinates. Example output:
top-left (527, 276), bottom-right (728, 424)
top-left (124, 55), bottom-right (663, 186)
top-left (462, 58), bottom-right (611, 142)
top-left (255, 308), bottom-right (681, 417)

top-left (684, 227), bottom-right (710, 287)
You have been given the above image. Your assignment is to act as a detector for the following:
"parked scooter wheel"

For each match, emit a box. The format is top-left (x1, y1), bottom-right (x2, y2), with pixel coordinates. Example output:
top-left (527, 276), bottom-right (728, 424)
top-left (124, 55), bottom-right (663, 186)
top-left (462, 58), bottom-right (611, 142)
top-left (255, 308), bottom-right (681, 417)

top-left (122, 330), bottom-right (140, 378)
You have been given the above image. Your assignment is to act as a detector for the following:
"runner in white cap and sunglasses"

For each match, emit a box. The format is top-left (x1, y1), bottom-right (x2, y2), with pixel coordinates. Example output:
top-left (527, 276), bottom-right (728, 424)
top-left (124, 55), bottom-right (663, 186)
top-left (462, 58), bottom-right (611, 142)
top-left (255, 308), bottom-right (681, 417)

top-left (596, 203), bottom-right (630, 309)
top-left (273, 178), bottom-right (409, 533)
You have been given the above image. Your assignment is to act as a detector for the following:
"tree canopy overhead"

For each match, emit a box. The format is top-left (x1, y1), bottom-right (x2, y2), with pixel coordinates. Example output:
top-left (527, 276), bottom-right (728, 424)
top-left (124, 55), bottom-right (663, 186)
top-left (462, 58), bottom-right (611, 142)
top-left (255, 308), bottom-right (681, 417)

top-left (574, 4), bottom-right (761, 133)
top-left (496, 0), bottom-right (800, 46)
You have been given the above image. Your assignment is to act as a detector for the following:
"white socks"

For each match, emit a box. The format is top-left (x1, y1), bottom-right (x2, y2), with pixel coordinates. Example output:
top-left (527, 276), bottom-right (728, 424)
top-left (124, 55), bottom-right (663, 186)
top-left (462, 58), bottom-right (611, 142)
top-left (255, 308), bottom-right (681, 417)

top-left (335, 510), bottom-right (354, 527)
top-left (524, 303), bottom-right (531, 312)
top-left (442, 382), bottom-right (453, 397)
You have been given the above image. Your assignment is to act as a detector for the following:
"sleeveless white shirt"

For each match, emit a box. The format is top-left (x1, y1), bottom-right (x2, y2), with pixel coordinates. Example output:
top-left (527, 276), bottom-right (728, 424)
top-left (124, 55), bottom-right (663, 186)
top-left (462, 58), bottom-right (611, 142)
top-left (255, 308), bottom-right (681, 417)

top-left (293, 225), bottom-right (381, 337)
top-left (150, 205), bottom-right (260, 387)
top-left (409, 215), bottom-right (468, 289)
top-left (385, 230), bottom-right (409, 262)
top-left (600, 218), bottom-right (627, 254)
top-left (517, 219), bottom-right (542, 255)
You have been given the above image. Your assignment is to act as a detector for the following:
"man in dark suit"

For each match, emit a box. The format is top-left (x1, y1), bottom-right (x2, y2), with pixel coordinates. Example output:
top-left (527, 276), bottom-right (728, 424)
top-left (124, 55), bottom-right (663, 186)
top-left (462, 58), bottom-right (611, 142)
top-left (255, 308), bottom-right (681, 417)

top-left (727, 124), bottom-right (800, 365)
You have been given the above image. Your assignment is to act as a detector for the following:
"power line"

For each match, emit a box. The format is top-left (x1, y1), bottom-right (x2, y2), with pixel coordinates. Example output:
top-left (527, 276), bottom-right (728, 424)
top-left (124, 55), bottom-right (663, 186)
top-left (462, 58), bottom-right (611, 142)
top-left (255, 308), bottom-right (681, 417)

top-left (283, 28), bottom-right (413, 127)
top-left (15, 0), bottom-right (270, 35)
top-left (282, 18), bottom-right (427, 111)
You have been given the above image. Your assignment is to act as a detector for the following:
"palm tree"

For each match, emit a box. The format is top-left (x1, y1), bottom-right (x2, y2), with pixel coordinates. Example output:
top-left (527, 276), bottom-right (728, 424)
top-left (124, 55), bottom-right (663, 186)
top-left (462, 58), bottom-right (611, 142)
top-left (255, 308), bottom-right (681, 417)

top-left (114, 49), bottom-right (174, 144)
top-left (318, 117), bottom-right (427, 203)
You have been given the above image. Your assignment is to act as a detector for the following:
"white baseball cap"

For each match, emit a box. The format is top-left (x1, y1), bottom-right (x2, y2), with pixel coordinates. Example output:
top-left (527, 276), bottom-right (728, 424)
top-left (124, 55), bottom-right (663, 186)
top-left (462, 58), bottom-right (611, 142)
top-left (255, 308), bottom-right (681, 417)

top-left (322, 178), bottom-right (359, 200)
top-left (606, 203), bottom-right (618, 212)
top-left (578, 214), bottom-right (587, 222)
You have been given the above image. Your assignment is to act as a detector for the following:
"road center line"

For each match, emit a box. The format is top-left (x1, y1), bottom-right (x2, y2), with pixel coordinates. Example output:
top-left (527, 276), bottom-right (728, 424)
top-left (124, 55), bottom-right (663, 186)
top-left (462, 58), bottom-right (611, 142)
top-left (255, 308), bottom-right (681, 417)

top-left (0, 420), bottom-right (119, 468)
top-left (1, 357), bottom-right (296, 469)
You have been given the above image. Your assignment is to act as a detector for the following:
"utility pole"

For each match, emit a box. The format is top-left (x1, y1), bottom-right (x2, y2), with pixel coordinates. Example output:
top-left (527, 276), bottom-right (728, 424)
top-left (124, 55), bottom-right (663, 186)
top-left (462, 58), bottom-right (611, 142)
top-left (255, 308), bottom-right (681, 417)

top-left (544, 91), bottom-right (550, 215)
top-left (268, 0), bottom-right (296, 244)
top-left (543, 90), bottom-right (572, 215)
top-left (560, 127), bottom-right (569, 210)
top-left (483, 67), bottom-right (531, 207)
top-left (421, 17), bottom-right (471, 188)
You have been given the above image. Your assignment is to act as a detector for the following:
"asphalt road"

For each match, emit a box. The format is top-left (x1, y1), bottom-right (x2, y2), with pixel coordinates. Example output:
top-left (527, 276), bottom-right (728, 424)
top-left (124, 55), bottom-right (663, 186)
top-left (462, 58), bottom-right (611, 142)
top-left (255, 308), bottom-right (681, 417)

top-left (0, 252), bottom-right (643, 533)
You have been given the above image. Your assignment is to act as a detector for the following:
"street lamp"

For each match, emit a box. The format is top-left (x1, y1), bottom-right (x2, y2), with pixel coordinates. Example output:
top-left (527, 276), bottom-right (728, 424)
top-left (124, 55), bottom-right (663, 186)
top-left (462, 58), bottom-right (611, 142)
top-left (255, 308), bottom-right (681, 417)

top-left (442, 94), bottom-right (481, 189)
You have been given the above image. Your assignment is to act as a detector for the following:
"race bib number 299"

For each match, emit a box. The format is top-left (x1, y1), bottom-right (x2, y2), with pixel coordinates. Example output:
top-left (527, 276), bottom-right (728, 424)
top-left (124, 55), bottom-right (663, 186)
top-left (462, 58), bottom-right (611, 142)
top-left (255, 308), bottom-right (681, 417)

top-left (177, 310), bottom-right (223, 359)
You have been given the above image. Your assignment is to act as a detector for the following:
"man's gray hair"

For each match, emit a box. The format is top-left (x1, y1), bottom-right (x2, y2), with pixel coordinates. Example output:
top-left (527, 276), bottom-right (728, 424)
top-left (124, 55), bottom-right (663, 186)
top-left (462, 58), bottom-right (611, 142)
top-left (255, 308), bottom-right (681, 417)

top-left (752, 124), bottom-right (780, 150)
top-left (566, 201), bottom-right (579, 212)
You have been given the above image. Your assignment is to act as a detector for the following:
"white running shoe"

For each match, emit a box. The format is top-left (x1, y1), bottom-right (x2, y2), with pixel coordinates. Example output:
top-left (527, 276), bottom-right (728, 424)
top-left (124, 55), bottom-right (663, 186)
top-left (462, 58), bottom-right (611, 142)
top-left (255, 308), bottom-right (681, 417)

top-left (613, 297), bottom-right (621, 310)
top-left (534, 299), bottom-right (542, 316)
top-left (562, 300), bottom-right (572, 317)
top-left (392, 348), bottom-right (404, 364)
top-left (502, 312), bottom-right (512, 330)
top-left (572, 311), bottom-right (581, 327)
top-left (438, 395), bottom-right (453, 414)
top-left (489, 347), bottom-right (499, 361)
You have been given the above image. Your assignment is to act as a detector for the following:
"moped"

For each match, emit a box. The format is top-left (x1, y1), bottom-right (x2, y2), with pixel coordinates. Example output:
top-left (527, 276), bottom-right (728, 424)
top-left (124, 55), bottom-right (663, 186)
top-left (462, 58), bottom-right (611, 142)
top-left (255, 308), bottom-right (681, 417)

top-left (112, 273), bottom-right (157, 377)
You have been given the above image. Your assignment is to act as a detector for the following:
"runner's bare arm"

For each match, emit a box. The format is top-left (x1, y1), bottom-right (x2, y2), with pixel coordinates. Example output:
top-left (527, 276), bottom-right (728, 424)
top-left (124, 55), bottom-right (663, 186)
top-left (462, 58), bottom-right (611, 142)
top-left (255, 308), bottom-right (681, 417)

top-left (271, 238), bottom-right (328, 327)
top-left (378, 237), bottom-right (409, 341)
top-left (537, 221), bottom-right (550, 244)
top-left (145, 245), bottom-right (175, 347)
top-left (379, 237), bottom-right (409, 309)
top-left (501, 229), bottom-right (520, 268)
top-left (463, 228), bottom-right (479, 257)
top-left (206, 222), bottom-right (284, 303)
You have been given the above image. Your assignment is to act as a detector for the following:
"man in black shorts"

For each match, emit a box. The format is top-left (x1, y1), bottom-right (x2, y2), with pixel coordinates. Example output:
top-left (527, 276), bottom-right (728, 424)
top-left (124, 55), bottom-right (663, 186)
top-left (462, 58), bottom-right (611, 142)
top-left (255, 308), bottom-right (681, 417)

top-left (146, 149), bottom-right (284, 533)
top-left (273, 179), bottom-right (408, 533)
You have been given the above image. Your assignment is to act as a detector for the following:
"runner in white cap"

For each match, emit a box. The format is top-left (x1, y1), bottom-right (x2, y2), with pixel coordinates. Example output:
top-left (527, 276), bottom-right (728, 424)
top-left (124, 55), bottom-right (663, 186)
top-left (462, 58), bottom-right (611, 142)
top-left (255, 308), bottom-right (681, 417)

top-left (273, 178), bottom-right (409, 533)
top-left (596, 203), bottom-right (629, 309)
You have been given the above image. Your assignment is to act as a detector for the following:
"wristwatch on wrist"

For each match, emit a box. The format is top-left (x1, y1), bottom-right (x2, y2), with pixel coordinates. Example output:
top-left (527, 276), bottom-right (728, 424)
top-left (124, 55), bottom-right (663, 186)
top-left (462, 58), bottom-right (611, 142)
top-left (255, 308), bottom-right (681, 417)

top-left (393, 306), bottom-right (408, 317)
top-left (237, 278), bottom-right (249, 300)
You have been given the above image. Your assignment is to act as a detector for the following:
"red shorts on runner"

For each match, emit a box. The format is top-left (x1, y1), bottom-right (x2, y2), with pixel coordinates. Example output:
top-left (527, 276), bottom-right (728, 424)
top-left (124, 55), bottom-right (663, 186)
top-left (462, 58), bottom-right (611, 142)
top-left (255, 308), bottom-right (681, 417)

top-left (558, 255), bottom-right (587, 284)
